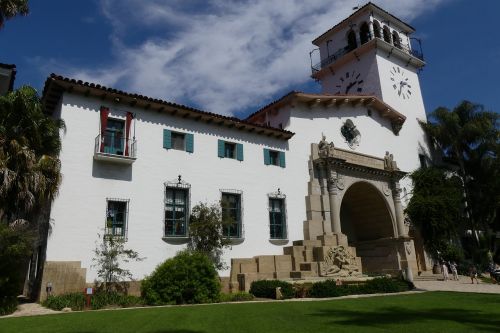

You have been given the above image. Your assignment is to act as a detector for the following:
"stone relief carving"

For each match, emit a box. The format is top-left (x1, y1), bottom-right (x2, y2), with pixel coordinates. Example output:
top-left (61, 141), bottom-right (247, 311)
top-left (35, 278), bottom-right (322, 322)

top-left (336, 175), bottom-right (345, 191)
top-left (320, 245), bottom-right (361, 277)
top-left (340, 119), bottom-right (361, 150)
top-left (405, 242), bottom-right (412, 255)
top-left (382, 184), bottom-right (391, 196)
top-left (383, 151), bottom-right (399, 171)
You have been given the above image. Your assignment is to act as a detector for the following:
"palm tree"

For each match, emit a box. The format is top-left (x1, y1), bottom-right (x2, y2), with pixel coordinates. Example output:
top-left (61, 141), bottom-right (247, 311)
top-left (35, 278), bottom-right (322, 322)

top-left (0, 85), bottom-right (64, 299)
top-left (0, 0), bottom-right (29, 28)
top-left (419, 101), bottom-right (499, 247)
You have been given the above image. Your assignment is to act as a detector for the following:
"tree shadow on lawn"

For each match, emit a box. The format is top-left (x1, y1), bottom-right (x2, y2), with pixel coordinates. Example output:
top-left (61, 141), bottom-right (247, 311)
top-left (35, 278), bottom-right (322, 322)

top-left (311, 307), bottom-right (500, 331)
top-left (72, 330), bottom-right (203, 333)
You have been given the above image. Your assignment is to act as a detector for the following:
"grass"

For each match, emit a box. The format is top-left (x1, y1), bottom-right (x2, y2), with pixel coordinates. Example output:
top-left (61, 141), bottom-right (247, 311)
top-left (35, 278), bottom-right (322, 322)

top-left (1, 292), bottom-right (500, 333)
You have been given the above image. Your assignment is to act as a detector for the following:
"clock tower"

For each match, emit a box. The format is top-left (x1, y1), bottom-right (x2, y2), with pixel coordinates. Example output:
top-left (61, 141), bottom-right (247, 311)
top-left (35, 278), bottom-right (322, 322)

top-left (310, 2), bottom-right (429, 172)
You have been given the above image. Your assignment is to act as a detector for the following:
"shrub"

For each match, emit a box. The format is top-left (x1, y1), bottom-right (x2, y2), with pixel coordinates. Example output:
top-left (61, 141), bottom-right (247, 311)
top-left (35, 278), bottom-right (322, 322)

top-left (249, 280), bottom-right (294, 299)
top-left (42, 291), bottom-right (144, 311)
top-left (43, 292), bottom-right (86, 311)
top-left (0, 296), bottom-right (18, 316)
top-left (309, 280), bottom-right (350, 298)
top-left (141, 251), bottom-right (220, 305)
top-left (360, 277), bottom-right (413, 294)
top-left (219, 292), bottom-right (254, 302)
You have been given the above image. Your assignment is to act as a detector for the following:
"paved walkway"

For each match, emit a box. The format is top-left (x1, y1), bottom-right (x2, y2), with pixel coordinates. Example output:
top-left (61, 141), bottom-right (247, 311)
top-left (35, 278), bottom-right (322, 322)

top-left (2, 303), bottom-right (60, 318)
top-left (414, 275), bottom-right (500, 294)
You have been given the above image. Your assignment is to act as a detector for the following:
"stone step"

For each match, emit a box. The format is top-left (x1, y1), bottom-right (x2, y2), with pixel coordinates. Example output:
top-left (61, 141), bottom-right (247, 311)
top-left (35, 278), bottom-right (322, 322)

top-left (299, 262), bottom-right (313, 271)
top-left (290, 271), bottom-right (316, 279)
top-left (292, 240), bottom-right (322, 247)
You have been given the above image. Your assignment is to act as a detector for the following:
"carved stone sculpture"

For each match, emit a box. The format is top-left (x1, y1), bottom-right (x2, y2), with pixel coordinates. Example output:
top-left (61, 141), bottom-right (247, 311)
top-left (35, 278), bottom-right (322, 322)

top-left (383, 151), bottom-right (399, 171)
top-left (320, 245), bottom-right (361, 277)
top-left (318, 134), bottom-right (335, 159)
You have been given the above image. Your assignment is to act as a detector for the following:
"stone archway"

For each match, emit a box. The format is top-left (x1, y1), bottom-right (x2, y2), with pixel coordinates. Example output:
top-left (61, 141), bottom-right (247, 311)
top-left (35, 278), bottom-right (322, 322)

top-left (340, 182), bottom-right (400, 274)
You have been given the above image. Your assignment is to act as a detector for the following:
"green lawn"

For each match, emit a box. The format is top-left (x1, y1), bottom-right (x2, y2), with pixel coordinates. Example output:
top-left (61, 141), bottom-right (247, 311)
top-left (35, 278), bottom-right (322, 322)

top-left (1, 292), bottom-right (499, 333)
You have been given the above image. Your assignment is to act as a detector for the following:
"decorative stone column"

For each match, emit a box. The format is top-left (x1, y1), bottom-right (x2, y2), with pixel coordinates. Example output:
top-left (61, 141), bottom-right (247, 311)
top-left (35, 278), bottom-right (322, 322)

top-left (368, 21), bottom-right (374, 40)
top-left (392, 180), bottom-right (407, 238)
top-left (326, 165), bottom-right (342, 234)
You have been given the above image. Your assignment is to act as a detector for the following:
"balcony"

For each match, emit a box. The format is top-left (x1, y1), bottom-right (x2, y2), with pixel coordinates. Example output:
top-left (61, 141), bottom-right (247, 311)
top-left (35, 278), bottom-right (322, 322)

top-left (311, 37), bottom-right (424, 74)
top-left (94, 133), bottom-right (137, 164)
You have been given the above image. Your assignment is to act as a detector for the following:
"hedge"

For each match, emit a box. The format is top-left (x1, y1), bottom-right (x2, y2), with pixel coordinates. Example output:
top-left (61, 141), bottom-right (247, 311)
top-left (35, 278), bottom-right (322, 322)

top-left (249, 280), bottom-right (294, 299)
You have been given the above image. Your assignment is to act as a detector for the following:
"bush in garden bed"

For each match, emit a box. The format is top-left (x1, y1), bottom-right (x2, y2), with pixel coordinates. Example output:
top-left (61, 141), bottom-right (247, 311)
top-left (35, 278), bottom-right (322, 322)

top-left (0, 296), bottom-right (18, 316)
top-left (42, 291), bottom-right (144, 311)
top-left (249, 280), bottom-right (294, 299)
top-left (141, 250), bottom-right (220, 305)
top-left (309, 277), bottom-right (413, 298)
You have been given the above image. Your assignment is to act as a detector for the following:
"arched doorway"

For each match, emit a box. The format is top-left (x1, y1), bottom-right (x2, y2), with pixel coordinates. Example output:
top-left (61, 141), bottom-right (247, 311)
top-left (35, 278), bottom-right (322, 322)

top-left (359, 22), bottom-right (371, 44)
top-left (346, 30), bottom-right (358, 52)
top-left (340, 182), bottom-right (400, 274)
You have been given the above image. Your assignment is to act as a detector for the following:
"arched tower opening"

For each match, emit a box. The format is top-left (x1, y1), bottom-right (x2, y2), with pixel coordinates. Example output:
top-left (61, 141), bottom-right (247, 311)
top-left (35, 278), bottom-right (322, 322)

top-left (359, 22), bottom-right (371, 44)
top-left (383, 26), bottom-right (392, 44)
top-left (373, 20), bottom-right (382, 38)
top-left (392, 31), bottom-right (401, 49)
top-left (347, 30), bottom-right (358, 51)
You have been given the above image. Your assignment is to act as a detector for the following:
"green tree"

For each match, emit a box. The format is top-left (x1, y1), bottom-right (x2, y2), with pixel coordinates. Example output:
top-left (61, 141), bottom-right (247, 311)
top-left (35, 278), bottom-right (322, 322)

top-left (405, 167), bottom-right (464, 259)
top-left (92, 234), bottom-right (144, 293)
top-left (418, 100), bottom-right (499, 257)
top-left (0, 0), bottom-right (29, 28)
top-left (0, 86), bottom-right (64, 300)
top-left (187, 202), bottom-right (231, 270)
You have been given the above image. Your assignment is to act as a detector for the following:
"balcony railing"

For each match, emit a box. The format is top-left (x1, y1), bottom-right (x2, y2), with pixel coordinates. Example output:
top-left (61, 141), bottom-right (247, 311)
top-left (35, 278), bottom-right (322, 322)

top-left (94, 134), bottom-right (137, 163)
top-left (312, 36), bottom-right (424, 74)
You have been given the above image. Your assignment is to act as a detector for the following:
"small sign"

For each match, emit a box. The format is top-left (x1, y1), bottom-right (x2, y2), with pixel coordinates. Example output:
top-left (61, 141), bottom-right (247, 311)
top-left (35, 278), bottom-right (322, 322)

top-left (86, 287), bottom-right (93, 295)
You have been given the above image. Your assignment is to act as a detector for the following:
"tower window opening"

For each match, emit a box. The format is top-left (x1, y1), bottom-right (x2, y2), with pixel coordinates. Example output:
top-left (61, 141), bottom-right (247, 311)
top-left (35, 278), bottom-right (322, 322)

top-left (346, 30), bottom-right (358, 52)
top-left (383, 26), bottom-right (392, 44)
top-left (392, 31), bottom-right (401, 49)
top-left (360, 22), bottom-right (370, 44)
top-left (373, 20), bottom-right (382, 38)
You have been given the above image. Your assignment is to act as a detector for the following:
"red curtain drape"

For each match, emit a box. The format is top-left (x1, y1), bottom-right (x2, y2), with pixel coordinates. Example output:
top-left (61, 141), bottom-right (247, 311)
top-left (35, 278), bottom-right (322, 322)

top-left (125, 112), bottom-right (133, 156)
top-left (100, 107), bottom-right (109, 152)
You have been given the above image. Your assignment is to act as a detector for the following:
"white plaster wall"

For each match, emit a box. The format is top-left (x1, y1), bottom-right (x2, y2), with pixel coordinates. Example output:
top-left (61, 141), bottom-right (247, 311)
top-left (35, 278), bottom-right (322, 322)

top-left (320, 48), bottom-right (381, 97)
top-left (47, 94), bottom-right (297, 281)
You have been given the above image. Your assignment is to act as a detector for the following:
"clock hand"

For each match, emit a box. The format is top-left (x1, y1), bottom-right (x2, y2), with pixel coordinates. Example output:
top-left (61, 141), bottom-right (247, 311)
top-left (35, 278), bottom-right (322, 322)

top-left (345, 81), bottom-right (357, 94)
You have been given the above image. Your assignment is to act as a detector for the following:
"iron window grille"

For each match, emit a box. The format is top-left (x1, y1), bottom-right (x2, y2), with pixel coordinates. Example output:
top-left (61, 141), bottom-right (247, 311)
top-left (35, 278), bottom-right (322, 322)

top-left (164, 177), bottom-right (191, 238)
top-left (105, 198), bottom-right (129, 238)
top-left (220, 189), bottom-right (244, 239)
top-left (268, 190), bottom-right (287, 240)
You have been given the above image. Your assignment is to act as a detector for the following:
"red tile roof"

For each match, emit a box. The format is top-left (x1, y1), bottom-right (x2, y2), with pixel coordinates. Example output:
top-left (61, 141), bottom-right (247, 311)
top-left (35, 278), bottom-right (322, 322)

top-left (41, 74), bottom-right (294, 140)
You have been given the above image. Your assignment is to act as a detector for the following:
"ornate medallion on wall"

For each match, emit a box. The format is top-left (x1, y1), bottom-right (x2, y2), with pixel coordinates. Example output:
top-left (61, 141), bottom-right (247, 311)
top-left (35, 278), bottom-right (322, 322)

top-left (340, 119), bottom-right (361, 150)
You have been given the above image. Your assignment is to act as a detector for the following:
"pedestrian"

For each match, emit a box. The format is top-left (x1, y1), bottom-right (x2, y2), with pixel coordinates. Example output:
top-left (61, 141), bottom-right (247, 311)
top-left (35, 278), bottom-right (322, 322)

top-left (442, 261), bottom-right (449, 281)
top-left (469, 265), bottom-right (479, 284)
top-left (450, 261), bottom-right (459, 281)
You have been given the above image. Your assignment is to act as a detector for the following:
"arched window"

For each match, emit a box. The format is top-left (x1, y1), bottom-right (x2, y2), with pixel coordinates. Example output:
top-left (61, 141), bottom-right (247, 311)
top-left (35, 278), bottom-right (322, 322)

top-left (392, 31), bottom-right (401, 49)
top-left (373, 20), bottom-right (382, 38)
top-left (347, 30), bottom-right (357, 51)
top-left (360, 22), bottom-right (370, 44)
top-left (383, 26), bottom-right (392, 44)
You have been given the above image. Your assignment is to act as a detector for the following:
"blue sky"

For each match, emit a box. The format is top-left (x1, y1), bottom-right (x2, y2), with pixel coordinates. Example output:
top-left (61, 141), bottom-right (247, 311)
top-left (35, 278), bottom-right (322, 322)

top-left (1, 0), bottom-right (498, 118)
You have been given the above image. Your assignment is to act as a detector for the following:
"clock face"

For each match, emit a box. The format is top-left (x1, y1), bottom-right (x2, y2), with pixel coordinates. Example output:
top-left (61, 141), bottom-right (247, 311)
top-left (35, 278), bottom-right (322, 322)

top-left (335, 70), bottom-right (364, 95)
top-left (390, 66), bottom-right (412, 99)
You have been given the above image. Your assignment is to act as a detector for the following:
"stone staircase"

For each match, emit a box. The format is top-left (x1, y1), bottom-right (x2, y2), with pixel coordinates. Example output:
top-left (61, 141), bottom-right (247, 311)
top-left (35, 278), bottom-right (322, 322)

top-left (413, 271), bottom-right (443, 281)
top-left (229, 233), bottom-right (363, 292)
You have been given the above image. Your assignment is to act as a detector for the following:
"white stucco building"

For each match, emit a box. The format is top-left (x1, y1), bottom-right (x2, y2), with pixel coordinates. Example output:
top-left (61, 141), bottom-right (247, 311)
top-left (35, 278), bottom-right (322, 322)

top-left (36, 3), bottom-right (432, 296)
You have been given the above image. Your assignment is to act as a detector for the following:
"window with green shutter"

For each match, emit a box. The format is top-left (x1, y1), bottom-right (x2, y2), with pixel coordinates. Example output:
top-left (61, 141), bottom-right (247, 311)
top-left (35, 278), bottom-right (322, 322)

top-left (264, 148), bottom-right (285, 168)
top-left (163, 129), bottom-right (194, 153)
top-left (218, 140), bottom-right (243, 161)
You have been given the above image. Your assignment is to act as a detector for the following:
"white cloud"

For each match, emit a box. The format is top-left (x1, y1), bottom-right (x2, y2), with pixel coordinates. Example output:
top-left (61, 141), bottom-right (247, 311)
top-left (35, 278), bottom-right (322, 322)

top-left (67, 0), bottom-right (452, 116)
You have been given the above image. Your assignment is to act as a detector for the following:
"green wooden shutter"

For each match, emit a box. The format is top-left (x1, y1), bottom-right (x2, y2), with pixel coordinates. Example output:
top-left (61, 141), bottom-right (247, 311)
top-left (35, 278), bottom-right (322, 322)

top-left (263, 148), bottom-right (270, 165)
top-left (236, 143), bottom-right (244, 161)
top-left (279, 151), bottom-right (286, 168)
top-left (218, 140), bottom-right (225, 158)
top-left (163, 129), bottom-right (172, 149)
top-left (186, 133), bottom-right (194, 153)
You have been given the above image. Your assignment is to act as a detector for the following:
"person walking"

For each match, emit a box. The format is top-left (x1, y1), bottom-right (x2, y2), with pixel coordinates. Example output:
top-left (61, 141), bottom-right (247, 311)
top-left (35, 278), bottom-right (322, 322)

top-left (450, 262), bottom-right (459, 281)
top-left (442, 261), bottom-right (449, 281)
top-left (469, 265), bottom-right (479, 284)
